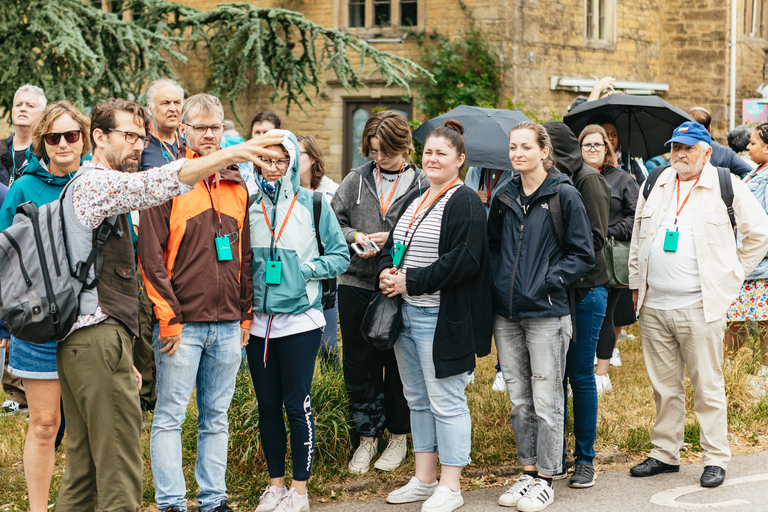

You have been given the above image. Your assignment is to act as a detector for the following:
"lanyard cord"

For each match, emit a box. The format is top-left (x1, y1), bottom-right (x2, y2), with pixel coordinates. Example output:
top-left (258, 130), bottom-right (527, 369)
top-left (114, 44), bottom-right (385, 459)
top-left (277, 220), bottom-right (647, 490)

top-left (401, 178), bottom-right (461, 241)
top-left (745, 163), bottom-right (768, 183)
top-left (261, 193), bottom-right (299, 246)
top-left (674, 175), bottom-right (700, 228)
top-left (205, 172), bottom-right (223, 231)
top-left (485, 170), bottom-right (502, 197)
top-left (378, 160), bottom-right (405, 214)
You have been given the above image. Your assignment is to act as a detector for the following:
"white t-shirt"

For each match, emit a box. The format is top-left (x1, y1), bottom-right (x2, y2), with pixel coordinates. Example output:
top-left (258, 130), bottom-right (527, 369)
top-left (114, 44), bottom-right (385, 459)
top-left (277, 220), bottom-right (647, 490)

top-left (644, 179), bottom-right (703, 310)
top-left (249, 310), bottom-right (326, 339)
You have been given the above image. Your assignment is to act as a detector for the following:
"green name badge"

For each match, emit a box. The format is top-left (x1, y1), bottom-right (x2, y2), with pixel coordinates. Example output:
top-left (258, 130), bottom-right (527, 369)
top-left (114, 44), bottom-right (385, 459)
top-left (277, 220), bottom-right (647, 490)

top-left (392, 241), bottom-right (407, 267)
top-left (265, 260), bottom-right (282, 285)
top-left (663, 230), bottom-right (679, 252)
top-left (215, 236), bottom-right (233, 261)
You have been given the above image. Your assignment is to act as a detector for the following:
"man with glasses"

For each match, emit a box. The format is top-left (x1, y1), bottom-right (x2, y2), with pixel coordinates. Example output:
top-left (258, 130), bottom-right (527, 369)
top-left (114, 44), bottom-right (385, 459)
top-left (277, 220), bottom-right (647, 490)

top-left (138, 93), bottom-right (253, 512)
top-left (55, 97), bottom-right (282, 512)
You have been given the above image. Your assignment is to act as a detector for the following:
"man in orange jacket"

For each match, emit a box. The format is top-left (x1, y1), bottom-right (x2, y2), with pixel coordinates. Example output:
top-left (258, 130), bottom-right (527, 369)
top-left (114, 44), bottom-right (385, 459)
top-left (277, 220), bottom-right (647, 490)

top-left (138, 93), bottom-right (253, 512)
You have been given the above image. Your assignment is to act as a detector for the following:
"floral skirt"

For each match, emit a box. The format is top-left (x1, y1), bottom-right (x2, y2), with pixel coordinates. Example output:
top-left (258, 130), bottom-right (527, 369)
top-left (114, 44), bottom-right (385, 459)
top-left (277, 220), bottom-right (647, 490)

top-left (727, 279), bottom-right (768, 322)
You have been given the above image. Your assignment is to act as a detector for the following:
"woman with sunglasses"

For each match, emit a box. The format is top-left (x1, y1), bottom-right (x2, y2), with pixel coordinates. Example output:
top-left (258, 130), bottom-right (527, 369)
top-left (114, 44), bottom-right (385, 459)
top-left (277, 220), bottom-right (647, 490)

top-left (0, 101), bottom-right (90, 512)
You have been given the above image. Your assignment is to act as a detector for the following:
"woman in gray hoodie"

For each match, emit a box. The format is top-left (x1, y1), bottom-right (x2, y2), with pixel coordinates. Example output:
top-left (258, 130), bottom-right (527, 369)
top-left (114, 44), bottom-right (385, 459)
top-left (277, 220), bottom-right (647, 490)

top-left (331, 110), bottom-right (427, 475)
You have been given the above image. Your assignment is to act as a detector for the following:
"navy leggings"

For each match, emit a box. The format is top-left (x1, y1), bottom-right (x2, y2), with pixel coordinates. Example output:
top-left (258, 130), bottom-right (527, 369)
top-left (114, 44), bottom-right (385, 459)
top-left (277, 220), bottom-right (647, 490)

top-left (246, 328), bottom-right (322, 481)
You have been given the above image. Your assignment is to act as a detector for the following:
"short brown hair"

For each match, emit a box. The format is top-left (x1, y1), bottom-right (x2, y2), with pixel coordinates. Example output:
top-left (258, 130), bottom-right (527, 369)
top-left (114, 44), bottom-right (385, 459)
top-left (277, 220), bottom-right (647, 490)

top-left (90, 98), bottom-right (151, 148)
top-left (359, 110), bottom-right (414, 162)
top-left (578, 124), bottom-right (618, 168)
top-left (296, 134), bottom-right (326, 190)
top-left (250, 111), bottom-right (282, 134)
top-left (31, 101), bottom-right (91, 160)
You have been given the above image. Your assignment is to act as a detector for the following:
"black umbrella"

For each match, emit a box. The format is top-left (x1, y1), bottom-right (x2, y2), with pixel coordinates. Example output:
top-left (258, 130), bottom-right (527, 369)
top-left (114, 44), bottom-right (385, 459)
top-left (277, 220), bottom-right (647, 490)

top-left (563, 95), bottom-right (693, 160)
top-left (412, 105), bottom-right (531, 171)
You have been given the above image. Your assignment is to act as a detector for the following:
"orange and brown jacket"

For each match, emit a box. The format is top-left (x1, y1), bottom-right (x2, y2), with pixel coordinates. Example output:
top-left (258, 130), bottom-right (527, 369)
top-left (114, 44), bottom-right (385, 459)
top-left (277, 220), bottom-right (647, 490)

top-left (138, 163), bottom-right (253, 337)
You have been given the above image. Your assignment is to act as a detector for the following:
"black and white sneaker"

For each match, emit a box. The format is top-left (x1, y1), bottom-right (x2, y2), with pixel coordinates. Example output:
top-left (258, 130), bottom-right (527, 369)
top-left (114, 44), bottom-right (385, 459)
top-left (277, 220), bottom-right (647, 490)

top-left (569, 462), bottom-right (596, 488)
top-left (516, 479), bottom-right (554, 512)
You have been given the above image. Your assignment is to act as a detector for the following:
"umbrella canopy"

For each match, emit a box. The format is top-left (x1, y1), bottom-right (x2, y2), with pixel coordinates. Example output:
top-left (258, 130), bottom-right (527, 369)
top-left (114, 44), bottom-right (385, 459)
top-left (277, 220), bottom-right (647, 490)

top-left (412, 105), bottom-right (531, 171)
top-left (563, 95), bottom-right (693, 160)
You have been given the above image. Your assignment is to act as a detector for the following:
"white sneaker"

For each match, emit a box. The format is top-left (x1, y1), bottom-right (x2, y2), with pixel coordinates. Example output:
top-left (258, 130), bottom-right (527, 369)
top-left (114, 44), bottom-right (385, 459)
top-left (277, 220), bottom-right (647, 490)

top-left (386, 476), bottom-right (438, 504)
top-left (595, 373), bottom-right (612, 395)
top-left (255, 485), bottom-right (288, 512)
top-left (1, 399), bottom-right (28, 416)
top-left (421, 486), bottom-right (463, 512)
top-left (610, 347), bottom-right (622, 366)
top-left (492, 371), bottom-right (506, 392)
top-left (273, 489), bottom-right (309, 512)
top-left (466, 372), bottom-right (475, 385)
top-left (374, 434), bottom-right (407, 471)
top-left (348, 436), bottom-right (377, 474)
top-left (516, 479), bottom-right (554, 512)
top-left (498, 474), bottom-right (535, 507)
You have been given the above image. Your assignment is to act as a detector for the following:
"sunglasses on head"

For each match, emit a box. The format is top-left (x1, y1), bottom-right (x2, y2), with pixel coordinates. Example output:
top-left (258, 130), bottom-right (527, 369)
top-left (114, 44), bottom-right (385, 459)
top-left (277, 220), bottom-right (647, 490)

top-left (43, 130), bottom-right (82, 146)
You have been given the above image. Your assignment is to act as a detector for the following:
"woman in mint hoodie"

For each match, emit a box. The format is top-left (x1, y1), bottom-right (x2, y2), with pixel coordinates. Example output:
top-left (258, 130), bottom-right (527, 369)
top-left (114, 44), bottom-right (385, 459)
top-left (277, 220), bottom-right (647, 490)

top-left (245, 130), bottom-right (349, 512)
top-left (0, 101), bottom-right (88, 512)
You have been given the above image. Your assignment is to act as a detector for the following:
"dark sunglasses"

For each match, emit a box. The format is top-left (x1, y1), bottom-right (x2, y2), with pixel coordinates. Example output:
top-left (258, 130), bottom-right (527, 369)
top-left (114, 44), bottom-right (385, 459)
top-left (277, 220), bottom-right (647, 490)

top-left (43, 130), bottom-right (82, 146)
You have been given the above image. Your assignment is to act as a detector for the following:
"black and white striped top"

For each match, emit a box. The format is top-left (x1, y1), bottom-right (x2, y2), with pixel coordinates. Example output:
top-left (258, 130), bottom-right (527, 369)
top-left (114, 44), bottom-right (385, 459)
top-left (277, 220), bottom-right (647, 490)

top-left (392, 186), bottom-right (460, 307)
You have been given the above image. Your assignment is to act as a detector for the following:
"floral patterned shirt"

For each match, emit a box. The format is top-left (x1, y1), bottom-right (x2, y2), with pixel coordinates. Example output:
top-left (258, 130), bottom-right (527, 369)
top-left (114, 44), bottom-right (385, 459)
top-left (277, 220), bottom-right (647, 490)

top-left (69, 159), bottom-right (194, 334)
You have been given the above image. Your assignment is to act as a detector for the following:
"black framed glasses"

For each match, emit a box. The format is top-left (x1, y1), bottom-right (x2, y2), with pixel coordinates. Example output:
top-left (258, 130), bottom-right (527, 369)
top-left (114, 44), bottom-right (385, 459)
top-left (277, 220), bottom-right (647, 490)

top-left (258, 156), bottom-right (291, 171)
top-left (108, 129), bottom-right (150, 148)
top-left (581, 143), bottom-right (606, 151)
top-left (183, 123), bottom-right (225, 136)
top-left (43, 130), bottom-right (82, 146)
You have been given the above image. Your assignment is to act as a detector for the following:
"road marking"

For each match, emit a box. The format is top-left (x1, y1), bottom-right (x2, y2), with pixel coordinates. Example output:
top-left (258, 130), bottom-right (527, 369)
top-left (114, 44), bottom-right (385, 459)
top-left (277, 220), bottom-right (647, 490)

top-left (649, 473), bottom-right (768, 509)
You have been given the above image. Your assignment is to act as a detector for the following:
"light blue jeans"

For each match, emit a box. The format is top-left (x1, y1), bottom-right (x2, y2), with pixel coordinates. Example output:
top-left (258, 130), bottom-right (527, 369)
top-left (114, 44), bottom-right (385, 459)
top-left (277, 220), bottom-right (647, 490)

top-left (150, 321), bottom-right (242, 512)
top-left (495, 315), bottom-right (571, 476)
top-left (394, 303), bottom-right (471, 467)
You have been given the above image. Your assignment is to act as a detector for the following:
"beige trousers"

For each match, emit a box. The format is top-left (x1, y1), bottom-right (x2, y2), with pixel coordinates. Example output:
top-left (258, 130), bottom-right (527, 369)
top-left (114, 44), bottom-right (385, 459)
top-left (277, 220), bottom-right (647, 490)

top-left (639, 301), bottom-right (730, 469)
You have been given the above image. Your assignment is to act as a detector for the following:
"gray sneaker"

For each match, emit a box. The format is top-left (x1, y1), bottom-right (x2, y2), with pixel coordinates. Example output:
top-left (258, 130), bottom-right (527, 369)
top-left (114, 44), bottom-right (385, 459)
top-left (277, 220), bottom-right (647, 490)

top-left (569, 462), bottom-right (596, 488)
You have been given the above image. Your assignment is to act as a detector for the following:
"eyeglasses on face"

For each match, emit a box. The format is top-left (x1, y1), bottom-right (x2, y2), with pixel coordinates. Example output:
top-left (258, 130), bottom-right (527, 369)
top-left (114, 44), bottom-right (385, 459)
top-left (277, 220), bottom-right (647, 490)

top-left (581, 143), bottom-right (606, 151)
top-left (43, 130), bottom-right (82, 146)
top-left (258, 156), bottom-right (291, 171)
top-left (184, 123), bottom-right (225, 136)
top-left (108, 129), bottom-right (150, 148)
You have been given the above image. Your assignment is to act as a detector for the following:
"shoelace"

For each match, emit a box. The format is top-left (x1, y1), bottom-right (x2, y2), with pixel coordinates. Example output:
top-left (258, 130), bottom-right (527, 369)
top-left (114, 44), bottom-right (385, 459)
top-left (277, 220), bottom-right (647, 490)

top-left (573, 463), bottom-right (593, 478)
top-left (703, 466), bottom-right (721, 477)
top-left (352, 441), bottom-right (376, 464)
top-left (524, 480), bottom-right (550, 500)
top-left (379, 437), bottom-right (406, 461)
top-left (261, 486), bottom-right (283, 503)
top-left (507, 475), bottom-right (534, 494)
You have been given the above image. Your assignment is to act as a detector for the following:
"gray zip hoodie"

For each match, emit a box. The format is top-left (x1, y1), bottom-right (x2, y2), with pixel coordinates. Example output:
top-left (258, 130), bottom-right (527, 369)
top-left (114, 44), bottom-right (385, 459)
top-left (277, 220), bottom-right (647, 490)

top-left (331, 160), bottom-right (428, 290)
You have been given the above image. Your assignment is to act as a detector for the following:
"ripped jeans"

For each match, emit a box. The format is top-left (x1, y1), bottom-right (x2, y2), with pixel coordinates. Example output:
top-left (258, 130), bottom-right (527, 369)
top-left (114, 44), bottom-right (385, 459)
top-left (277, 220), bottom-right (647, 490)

top-left (494, 315), bottom-right (571, 476)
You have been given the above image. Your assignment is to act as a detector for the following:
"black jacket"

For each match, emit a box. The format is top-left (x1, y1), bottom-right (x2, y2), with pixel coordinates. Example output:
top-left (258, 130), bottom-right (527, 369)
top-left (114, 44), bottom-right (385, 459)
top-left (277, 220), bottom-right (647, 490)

top-left (378, 185), bottom-right (493, 379)
top-left (488, 171), bottom-right (595, 320)
top-left (601, 165), bottom-right (639, 241)
top-left (711, 140), bottom-right (752, 179)
top-left (544, 121), bottom-right (610, 290)
top-left (0, 135), bottom-right (27, 187)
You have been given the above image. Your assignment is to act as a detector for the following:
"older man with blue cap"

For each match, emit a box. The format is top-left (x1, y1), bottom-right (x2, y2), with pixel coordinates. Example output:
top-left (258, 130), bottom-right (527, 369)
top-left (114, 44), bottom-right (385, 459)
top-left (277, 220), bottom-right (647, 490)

top-left (628, 121), bottom-right (768, 487)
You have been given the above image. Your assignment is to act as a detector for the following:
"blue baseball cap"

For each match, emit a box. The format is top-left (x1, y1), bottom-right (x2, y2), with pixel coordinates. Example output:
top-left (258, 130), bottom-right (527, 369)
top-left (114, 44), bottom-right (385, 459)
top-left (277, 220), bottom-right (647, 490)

top-left (665, 121), bottom-right (712, 146)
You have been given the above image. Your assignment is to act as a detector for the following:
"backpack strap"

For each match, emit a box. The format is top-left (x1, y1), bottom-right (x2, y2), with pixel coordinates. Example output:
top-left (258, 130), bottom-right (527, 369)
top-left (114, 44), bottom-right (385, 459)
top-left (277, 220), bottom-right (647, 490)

top-left (716, 166), bottom-right (736, 230)
top-left (642, 164), bottom-right (671, 200)
top-left (79, 218), bottom-right (122, 290)
top-left (547, 183), bottom-right (566, 250)
top-left (312, 192), bottom-right (324, 256)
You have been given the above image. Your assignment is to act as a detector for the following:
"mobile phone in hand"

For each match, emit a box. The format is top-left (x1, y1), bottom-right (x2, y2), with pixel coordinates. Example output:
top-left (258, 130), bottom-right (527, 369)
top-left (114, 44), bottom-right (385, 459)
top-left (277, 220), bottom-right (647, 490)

top-left (351, 240), bottom-right (380, 255)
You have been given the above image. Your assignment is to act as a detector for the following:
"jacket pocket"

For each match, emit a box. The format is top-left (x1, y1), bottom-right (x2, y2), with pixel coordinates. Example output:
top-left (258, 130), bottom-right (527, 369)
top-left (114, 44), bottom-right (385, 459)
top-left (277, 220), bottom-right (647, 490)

top-left (638, 207), bottom-right (655, 240)
top-left (705, 213), bottom-right (732, 247)
top-left (110, 265), bottom-right (136, 294)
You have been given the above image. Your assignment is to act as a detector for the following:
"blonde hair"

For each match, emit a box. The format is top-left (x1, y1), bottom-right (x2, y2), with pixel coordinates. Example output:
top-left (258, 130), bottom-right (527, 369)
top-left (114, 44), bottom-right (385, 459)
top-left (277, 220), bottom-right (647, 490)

top-left (509, 121), bottom-right (555, 171)
top-left (181, 93), bottom-right (224, 124)
top-left (31, 101), bottom-right (91, 160)
top-left (578, 124), bottom-right (618, 168)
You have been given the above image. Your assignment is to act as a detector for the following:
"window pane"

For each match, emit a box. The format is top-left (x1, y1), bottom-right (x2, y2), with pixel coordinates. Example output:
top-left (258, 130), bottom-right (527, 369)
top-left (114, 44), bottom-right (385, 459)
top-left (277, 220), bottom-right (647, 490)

top-left (400, 0), bottom-right (418, 26)
top-left (91, 0), bottom-right (103, 9)
top-left (586, 0), bottom-right (594, 39)
top-left (349, 0), bottom-right (365, 28)
top-left (598, 0), bottom-right (605, 39)
top-left (374, 0), bottom-right (391, 27)
top-left (110, 0), bottom-right (122, 13)
top-left (352, 108), bottom-right (370, 169)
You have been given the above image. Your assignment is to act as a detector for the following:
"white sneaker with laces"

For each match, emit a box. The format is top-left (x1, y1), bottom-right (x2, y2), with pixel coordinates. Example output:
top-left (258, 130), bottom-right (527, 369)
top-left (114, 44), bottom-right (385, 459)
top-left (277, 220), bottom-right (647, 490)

top-left (595, 373), bottom-right (612, 395)
top-left (348, 436), bottom-right (377, 474)
top-left (421, 486), bottom-right (463, 512)
top-left (498, 474), bottom-right (535, 507)
top-left (386, 476), bottom-right (438, 504)
top-left (273, 489), bottom-right (309, 512)
top-left (255, 485), bottom-right (288, 512)
top-left (516, 479), bottom-right (554, 512)
top-left (374, 434), bottom-right (407, 471)
top-left (610, 347), bottom-right (622, 366)
top-left (492, 371), bottom-right (506, 392)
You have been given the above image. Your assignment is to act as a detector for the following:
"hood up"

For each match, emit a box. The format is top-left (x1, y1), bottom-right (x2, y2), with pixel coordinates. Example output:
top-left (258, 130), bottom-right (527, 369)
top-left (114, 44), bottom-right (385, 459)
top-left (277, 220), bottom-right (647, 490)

top-left (543, 120), bottom-right (583, 177)
top-left (255, 129), bottom-right (301, 198)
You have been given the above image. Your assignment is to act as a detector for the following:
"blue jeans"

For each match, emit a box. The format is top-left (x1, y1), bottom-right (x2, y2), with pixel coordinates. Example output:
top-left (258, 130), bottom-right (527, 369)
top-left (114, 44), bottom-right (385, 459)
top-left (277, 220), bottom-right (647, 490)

top-left (564, 286), bottom-right (608, 465)
top-left (394, 303), bottom-right (471, 467)
top-left (150, 321), bottom-right (242, 512)
top-left (495, 315), bottom-right (571, 476)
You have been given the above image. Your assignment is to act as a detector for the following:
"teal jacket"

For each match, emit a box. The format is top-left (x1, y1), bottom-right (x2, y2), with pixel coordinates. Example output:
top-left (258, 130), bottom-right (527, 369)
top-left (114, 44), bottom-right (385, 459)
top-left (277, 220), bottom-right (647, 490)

top-left (0, 154), bottom-right (75, 231)
top-left (250, 132), bottom-right (349, 315)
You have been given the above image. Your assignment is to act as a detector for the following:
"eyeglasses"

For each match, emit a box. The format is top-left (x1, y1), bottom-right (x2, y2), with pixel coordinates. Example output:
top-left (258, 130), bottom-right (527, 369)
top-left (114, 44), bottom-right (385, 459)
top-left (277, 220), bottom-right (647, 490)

top-left (581, 143), bottom-right (606, 151)
top-left (258, 156), bottom-right (291, 171)
top-left (43, 130), bottom-right (82, 146)
top-left (184, 123), bottom-right (225, 136)
top-left (109, 129), bottom-right (150, 148)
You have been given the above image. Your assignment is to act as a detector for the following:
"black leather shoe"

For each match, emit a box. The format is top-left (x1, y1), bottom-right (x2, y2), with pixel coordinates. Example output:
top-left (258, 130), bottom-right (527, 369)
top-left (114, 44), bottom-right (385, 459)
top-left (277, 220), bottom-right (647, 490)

top-left (629, 457), bottom-right (680, 477)
top-left (700, 466), bottom-right (726, 487)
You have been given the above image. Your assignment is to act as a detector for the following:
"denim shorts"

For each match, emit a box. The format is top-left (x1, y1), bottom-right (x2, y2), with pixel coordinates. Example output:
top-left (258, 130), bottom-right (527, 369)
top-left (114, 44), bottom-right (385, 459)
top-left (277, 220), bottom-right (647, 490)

top-left (9, 336), bottom-right (58, 379)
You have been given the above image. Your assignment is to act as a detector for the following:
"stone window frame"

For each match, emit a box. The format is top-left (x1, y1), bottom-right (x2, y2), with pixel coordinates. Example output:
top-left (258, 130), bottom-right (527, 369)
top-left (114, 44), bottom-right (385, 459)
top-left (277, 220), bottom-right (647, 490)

top-left (584, 0), bottom-right (617, 49)
top-left (743, 0), bottom-right (766, 38)
top-left (335, 0), bottom-right (426, 35)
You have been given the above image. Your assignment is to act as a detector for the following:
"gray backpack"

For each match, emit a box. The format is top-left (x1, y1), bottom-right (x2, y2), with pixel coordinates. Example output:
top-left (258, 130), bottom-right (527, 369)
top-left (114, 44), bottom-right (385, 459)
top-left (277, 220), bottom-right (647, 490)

top-left (0, 180), bottom-right (118, 343)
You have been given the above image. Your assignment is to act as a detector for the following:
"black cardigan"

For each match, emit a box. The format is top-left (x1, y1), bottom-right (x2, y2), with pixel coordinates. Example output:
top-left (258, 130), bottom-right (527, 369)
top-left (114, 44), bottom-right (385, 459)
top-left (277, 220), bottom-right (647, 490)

top-left (377, 185), bottom-right (493, 379)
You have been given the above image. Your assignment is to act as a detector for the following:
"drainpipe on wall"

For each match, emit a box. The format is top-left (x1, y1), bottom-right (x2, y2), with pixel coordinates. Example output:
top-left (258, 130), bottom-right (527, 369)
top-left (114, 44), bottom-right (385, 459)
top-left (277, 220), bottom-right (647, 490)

top-left (730, 0), bottom-right (737, 131)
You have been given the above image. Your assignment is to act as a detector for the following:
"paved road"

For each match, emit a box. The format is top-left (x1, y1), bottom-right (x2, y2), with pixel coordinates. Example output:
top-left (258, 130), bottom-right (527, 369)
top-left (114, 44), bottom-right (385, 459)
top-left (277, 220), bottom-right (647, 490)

top-left (315, 451), bottom-right (768, 511)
